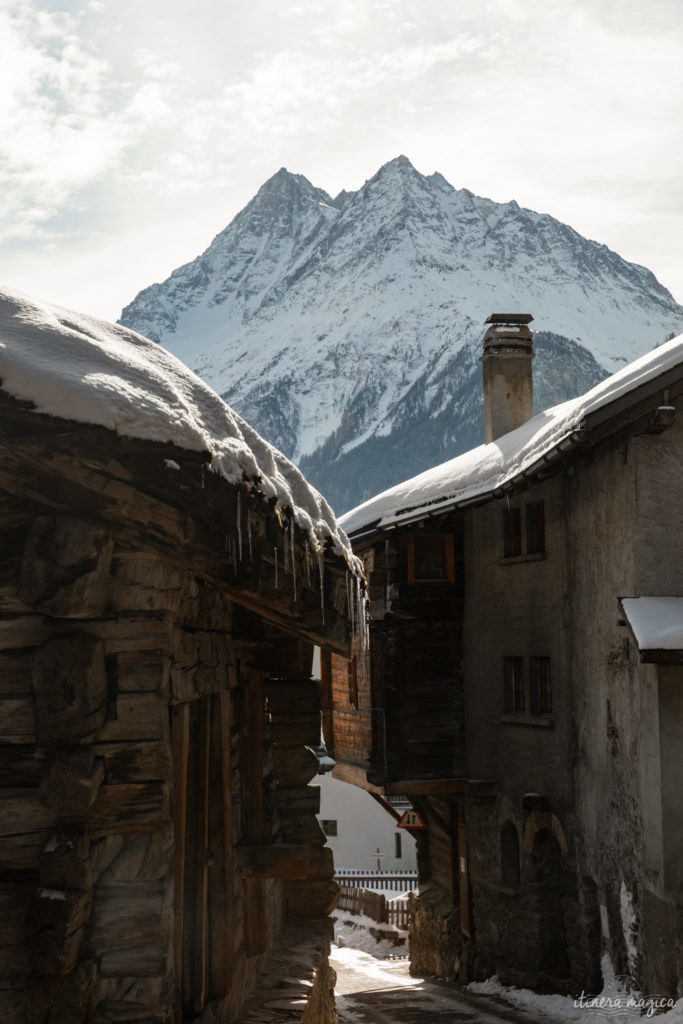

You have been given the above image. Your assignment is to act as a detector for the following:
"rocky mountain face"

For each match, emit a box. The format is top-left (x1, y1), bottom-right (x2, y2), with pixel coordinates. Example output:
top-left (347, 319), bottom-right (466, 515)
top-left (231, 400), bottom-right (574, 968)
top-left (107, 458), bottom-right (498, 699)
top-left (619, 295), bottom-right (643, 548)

top-left (119, 156), bottom-right (683, 514)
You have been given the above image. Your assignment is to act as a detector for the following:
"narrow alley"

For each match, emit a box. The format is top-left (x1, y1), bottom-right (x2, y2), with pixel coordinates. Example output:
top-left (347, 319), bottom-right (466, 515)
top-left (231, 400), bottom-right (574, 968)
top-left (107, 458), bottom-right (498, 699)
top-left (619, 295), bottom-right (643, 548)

top-left (332, 947), bottom-right (567, 1024)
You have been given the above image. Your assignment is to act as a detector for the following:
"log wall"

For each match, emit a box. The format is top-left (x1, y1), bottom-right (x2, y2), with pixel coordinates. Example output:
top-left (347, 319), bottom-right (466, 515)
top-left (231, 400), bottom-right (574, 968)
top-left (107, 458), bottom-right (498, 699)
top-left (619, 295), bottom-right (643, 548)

top-left (0, 474), bottom-right (341, 1024)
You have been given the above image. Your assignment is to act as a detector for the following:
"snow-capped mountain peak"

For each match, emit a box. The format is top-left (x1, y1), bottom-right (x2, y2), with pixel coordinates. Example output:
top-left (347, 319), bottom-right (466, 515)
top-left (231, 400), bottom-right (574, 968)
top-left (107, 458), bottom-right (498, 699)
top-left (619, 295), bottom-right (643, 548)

top-left (120, 158), bottom-right (683, 513)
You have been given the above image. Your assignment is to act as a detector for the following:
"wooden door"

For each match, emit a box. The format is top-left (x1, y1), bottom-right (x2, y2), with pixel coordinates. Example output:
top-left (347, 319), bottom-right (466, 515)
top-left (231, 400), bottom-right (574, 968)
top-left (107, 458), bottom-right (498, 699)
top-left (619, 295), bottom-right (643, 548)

top-left (172, 693), bottom-right (234, 1021)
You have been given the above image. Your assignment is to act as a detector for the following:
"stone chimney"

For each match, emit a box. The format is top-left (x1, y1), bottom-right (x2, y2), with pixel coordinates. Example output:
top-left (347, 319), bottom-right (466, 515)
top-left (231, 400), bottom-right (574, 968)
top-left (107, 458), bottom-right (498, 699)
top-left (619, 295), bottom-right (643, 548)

top-left (480, 313), bottom-right (534, 443)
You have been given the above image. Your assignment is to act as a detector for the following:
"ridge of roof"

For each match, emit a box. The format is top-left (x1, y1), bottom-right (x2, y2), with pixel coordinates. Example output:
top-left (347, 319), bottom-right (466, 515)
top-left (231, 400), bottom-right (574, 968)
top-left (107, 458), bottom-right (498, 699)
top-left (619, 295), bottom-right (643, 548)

top-left (340, 334), bottom-right (683, 538)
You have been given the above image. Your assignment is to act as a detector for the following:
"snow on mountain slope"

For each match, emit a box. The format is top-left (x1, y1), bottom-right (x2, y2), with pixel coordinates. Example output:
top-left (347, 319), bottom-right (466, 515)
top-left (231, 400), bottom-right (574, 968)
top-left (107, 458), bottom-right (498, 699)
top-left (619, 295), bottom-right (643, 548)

top-left (119, 156), bottom-right (683, 513)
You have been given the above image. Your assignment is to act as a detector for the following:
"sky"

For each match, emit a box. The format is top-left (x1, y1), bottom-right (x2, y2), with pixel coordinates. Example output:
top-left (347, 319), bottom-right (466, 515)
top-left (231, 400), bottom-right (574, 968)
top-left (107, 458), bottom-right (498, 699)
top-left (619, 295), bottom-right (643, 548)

top-left (1, 0), bottom-right (682, 323)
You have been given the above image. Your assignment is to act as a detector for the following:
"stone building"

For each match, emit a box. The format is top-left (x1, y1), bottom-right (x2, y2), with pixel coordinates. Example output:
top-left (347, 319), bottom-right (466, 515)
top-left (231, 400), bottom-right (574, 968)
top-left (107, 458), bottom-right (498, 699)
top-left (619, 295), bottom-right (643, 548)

top-left (0, 289), bottom-right (363, 1024)
top-left (327, 314), bottom-right (683, 998)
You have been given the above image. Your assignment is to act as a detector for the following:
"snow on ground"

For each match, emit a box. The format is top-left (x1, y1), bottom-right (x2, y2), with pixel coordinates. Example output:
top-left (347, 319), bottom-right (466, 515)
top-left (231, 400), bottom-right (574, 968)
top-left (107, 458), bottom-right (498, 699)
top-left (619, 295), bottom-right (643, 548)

top-left (0, 286), bottom-right (356, 564)
top-left (340, 331), bottom-right (683, 535)
top-left (468, 973), bottom-right (683, 1021)
top-left (332, 911), bottom-right (409, 959)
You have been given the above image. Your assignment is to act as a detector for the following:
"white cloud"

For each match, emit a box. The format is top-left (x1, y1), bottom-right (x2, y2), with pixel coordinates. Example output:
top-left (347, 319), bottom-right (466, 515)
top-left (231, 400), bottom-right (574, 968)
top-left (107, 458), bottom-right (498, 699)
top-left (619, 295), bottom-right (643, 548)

top-left (0, 0), bottom-right (681, 314)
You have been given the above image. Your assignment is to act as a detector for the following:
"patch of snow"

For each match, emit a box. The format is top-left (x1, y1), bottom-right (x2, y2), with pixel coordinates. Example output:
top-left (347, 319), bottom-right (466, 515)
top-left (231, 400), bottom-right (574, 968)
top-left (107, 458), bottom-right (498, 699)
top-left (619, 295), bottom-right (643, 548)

top-left (37, 888), bottom-right (67, 901)
top-left (0, 287), bottom-right (356, 566)
top-left (620, 882), bottom-right (639, 974)
top-left (467, 976), bottom-right (580, 1021)
top-left (621, 598), bottom-right (683, 650)
top-left (164, 458), bottom-right (181, 470)
top-left (341, 333), bottom-right (683, 535)
top-left (332, 911), bottom-right (408, 960)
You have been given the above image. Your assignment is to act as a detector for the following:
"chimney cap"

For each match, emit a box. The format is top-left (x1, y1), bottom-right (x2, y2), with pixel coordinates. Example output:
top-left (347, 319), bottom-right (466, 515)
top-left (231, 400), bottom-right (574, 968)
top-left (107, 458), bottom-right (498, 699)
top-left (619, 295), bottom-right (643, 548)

top-left (485, 313), bottom-right (534, 325)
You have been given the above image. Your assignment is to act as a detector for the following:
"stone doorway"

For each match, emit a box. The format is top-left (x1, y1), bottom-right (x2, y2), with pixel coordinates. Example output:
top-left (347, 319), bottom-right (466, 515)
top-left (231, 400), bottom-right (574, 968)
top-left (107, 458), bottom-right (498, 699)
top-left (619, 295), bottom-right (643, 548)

top-left (531, 828), bottom-right (570, 981)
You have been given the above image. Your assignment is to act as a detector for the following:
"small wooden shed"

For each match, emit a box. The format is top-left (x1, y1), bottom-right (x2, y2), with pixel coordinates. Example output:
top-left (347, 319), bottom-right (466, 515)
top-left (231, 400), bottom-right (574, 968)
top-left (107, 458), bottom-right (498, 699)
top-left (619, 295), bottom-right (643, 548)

top-left (0, 290), bottom-right (361, 1023)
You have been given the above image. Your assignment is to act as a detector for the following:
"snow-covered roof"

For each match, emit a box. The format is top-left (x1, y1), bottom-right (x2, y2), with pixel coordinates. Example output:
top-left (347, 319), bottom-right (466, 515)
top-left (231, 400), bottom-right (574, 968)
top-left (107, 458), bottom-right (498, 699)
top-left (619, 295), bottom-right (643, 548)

top-left (0, 287), bottom-right (353, 560)
top-left (340, 333), bottom-right (683, 537)
top-left (621, 598), bottom-right (683, 651)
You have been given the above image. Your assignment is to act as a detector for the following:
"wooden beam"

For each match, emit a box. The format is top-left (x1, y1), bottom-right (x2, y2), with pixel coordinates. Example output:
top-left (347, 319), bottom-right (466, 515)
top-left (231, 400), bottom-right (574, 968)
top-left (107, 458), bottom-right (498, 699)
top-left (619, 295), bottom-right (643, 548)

top-left (193, 697), bottom-right (211, 1014)
top-left (368, 791), bottom-right (402, 823)
top-left (330, 762), bottom-right (385, 794)
top-left (171, 703), bottom-right (190, 1024)
top-left (385, 778), bottom-right (466, 796)
top-left (235, 844), bottom-right (310, 880)
top-left (242, 675), bottom-right (267, 958)
top-left (218, 688), bottom-right (234, 997)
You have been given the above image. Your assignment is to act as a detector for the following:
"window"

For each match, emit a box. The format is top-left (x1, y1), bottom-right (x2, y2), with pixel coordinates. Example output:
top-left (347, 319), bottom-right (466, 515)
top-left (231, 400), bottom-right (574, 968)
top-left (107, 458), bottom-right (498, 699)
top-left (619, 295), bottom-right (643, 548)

top-left (408, 533), bottom-right (455, 584)
top-left (526, 502), bottom-right (546, 555)
top-left (530, 656), bottom-right (552, 715)
top-left (502, 501), bottom-right (545, 558)
top-left (504, 657), bottom-right (525, 713)
top-left (500, 821), bottom-right (520, 884)
top-left (321, 819), bottom-right (337, 836)
top-left (503, 507), bottom-right (522, 557)
top-left (347, 656), bottom-right (358, 708)
top-left (395, 832), bottom-right (402, 859)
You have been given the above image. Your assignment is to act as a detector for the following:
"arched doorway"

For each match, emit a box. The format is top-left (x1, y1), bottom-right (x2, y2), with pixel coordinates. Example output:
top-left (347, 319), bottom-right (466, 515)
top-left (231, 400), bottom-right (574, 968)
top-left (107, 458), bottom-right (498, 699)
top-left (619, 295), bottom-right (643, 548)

top-left (532, 828), bottom-right (570, 980)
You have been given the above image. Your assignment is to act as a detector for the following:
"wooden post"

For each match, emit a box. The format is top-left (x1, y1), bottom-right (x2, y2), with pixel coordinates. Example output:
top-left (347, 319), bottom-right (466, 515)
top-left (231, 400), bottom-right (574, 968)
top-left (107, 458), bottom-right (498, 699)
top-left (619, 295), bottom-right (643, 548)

top-left (209, 688), bottom-right (234, 998)
top-left (242, 674), bottom-right (267, 957)
top-left (172, 703), bottom-right (190, 1024)
top-left (193, 697), bottom-right (211, 1013)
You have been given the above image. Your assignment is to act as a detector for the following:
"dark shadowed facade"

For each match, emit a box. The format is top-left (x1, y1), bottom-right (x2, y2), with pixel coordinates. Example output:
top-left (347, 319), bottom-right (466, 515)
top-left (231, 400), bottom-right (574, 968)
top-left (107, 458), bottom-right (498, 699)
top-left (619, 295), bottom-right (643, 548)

top-left (326, 318), bottom-right (683, 999)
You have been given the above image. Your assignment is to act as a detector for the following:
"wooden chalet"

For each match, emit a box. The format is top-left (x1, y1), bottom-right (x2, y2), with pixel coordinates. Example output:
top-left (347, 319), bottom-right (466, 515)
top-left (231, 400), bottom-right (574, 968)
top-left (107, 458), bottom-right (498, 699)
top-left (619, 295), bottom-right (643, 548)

top-left (0, 290), bottom-right (360, 1024)
top-left (327, 315), bottom-right (683, 998)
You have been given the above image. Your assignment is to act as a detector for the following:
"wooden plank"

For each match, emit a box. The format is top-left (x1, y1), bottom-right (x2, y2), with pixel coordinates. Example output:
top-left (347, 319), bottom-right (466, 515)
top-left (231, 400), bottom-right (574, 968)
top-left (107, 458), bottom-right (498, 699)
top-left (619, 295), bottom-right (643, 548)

top-left (0, 697), bottom-right (35, 742)
top-left (272, 745), bottom-right (319, 786)
top-left (193, 697), bottom-right (211, 1014)
top-left (242, 675), bottom-right (267, 958)
top-left (272, 785), bottom-right (320, 814)
top-left (97, 693), bottom-right (164, 743)
top-left (99, 947), bottom-right (167, 978)
top-left (172, 703), bottom-right (190, 1024)
top-left (235, 844), bottom-right (310, 879)
top-left (94, 741), bottom-right (171, 785)
top-left (0, 651), bottom-right (32, 694)
top-left (116, 649), bottom-right (167, 693)
top-left (18, 515), bottom-right (113, 618)
top-left (0, 788), bottom-right (55, 837)
top-left (88, 783), bottom-right (168, 837)
top-left (90, 881), bottom-right (167, 955)
top-left (269, 711), bottom-right (321, 747)
top-left (218, 688), bottom-right (234, 997)
top-left (32, 634), bottom-right (108, 743)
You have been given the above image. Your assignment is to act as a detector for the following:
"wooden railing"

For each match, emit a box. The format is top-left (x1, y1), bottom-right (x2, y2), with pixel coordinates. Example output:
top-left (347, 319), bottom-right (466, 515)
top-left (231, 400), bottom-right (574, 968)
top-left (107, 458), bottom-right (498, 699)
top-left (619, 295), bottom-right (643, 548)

top-left (337, 882), bottom-right (413, 930)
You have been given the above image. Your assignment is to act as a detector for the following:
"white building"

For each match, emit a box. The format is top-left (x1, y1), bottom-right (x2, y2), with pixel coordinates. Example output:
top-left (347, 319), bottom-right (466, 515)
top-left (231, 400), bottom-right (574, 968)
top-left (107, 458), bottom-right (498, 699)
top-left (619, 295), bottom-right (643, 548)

top-left (317, 769), bottom-right (417, 873)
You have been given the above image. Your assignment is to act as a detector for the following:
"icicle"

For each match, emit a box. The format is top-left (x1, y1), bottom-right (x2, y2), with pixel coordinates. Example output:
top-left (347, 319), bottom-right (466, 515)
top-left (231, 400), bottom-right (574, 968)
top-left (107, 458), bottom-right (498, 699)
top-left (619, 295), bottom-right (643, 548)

top-left (201, 465), bottom-right (205, 489)
top-left (283, 528), bottom-right (289, 574)
top-left (290, 521), bottom-right (297, 603)
top-left (274, 547), bottom-right (279, 589)
top-left (305, 543), bottom-right (311, 587)
top-left (236, 490), bottom-right (242, 562)
top-left (318, 549), bottom-right (325, 625)
top-left (247, 509), bottom-right (253, 561)
top-left (346, 570), bottom-right (351, 619)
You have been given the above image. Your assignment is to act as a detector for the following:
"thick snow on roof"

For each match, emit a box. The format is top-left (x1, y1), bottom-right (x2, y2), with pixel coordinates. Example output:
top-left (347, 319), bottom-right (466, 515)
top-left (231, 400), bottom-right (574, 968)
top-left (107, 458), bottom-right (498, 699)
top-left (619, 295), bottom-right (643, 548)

top-left (621, 598), bottom-right (683, 650)
top-left (0, 287), bottom-right (352, 560)
top-left (341, 332), bottom-right (683, 536)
